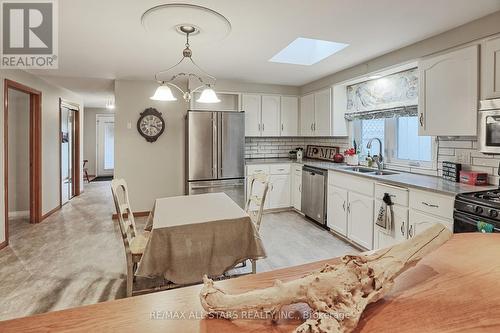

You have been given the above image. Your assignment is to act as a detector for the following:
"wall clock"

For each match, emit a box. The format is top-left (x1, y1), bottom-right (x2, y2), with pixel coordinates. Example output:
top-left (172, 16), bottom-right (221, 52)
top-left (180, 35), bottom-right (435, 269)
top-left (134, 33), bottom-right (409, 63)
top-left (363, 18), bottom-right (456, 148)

top-left (137, 107), bottom-right (165, 142)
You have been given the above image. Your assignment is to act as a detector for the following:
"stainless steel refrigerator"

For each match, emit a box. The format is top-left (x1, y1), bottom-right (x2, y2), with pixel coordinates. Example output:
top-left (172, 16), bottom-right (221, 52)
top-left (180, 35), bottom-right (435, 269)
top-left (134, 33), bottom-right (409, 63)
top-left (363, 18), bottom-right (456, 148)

top-left (186, 110), bottom-right (245, 207)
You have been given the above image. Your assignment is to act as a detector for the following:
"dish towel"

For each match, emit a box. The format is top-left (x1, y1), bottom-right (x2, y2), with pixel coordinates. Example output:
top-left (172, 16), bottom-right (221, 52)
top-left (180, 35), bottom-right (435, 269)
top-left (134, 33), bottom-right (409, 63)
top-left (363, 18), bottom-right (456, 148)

top-left (376, 193), bottom-right (394, 234)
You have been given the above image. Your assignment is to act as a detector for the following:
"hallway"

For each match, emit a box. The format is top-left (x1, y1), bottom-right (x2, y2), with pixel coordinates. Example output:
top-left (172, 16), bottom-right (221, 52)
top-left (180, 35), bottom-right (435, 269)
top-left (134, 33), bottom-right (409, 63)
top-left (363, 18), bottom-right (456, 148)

top-left (0, 182), bottom-right (129, 320)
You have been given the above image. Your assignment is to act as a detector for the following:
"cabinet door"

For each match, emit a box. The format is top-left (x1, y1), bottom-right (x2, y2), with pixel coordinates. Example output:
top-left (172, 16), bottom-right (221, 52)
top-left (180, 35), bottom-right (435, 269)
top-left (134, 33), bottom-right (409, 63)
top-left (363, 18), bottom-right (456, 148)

top-left (293, 172), bottom-right (302, 210)
top-left (481, 36), bottom-right (500, 99)
top-left (280, 96), bottom-right (299, 136)
top-left (242, 94), bottom-right (262, 136)
top-left (327, 185), bottom-right (348, 236)
top-left (300, 94), bottom-right (315, 136)
top-left (408, 209), bottom-right (453, 238)
top-left (347, 191), bottom-right (374, 250)
top-left (373, 202), bottom-right (408, 249)
top-left (269, 174), bottom-right (291, 209)
top-left (418, 45), bottom-right (478, 136)
top-left (314, 88), bottom-right (332, 136)
top-left (261, 95), bottom-right (281, 137)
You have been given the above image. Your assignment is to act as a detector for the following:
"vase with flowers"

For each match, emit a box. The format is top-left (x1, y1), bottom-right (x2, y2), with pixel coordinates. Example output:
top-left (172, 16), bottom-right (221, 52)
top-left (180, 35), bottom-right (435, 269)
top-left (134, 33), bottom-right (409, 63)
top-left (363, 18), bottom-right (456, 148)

top-left (344, 147), bottom-right (359, 166)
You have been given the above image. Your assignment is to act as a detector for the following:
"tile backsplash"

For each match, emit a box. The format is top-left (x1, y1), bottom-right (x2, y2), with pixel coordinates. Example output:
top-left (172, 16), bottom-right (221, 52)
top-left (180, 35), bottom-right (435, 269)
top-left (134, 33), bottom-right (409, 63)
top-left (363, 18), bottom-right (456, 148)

top-left (245, 137), bottom-right (350, 159)
top-left (437, 137), bottom-right (500, 185)
top-left (246, 136), bottom-right (500, 185)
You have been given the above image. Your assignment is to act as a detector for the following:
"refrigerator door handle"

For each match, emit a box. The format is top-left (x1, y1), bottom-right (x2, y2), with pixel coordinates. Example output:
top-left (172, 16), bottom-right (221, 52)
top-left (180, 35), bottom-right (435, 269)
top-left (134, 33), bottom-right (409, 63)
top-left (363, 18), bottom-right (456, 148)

top-left (212, 113), bottom-right (218, 179)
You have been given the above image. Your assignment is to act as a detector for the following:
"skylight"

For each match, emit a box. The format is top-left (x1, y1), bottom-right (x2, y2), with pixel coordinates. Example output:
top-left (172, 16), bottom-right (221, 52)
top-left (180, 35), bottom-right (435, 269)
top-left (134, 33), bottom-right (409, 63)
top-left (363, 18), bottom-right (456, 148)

top-left (269, 37), bottom-right (349, 66)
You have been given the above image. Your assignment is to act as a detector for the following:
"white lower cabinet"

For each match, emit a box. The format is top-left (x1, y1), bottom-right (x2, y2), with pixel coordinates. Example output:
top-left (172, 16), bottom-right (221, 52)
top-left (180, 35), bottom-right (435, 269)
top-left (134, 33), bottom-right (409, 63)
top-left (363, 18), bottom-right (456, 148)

top-left (373, 203), bottom-right (408, 249)
top-left (292, 164), bottom-right (302, 210)
top-left (347, 192), bottom-right (374, 250)
top-left (408, 209), bottom-right (453, 238)
top-left (269, 174), bottom-right (291, 208)
top-left (246, 164), bottom-right (291, 210)
top-left (327, 185), bottom-right (348, 236)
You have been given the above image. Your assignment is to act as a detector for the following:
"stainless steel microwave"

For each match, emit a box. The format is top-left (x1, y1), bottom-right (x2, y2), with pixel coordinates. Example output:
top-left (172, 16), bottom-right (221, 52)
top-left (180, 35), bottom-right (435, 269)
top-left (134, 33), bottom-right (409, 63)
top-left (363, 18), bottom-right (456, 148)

top-left (479, 98), bottom-right (500, 154)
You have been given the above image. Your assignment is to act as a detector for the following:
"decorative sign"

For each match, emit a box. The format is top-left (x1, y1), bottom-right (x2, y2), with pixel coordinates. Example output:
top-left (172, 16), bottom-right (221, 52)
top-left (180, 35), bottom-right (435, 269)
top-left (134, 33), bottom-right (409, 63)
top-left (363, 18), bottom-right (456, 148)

top-left (305, 145), bottom-right (340, 162)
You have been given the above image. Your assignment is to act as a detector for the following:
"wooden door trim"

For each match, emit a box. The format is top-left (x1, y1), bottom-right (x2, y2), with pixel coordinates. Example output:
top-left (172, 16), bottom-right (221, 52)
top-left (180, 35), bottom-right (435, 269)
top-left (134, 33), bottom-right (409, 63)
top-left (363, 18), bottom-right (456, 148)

top-left (59, 98), bottom-right (81, 208)
top-left (3, 79), bottom-right (42, 249)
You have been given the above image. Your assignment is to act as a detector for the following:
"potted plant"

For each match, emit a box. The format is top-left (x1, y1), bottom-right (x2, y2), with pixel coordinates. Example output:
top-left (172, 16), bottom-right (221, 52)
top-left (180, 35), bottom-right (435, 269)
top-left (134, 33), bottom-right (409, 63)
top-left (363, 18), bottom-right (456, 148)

top-left (344, 147), bottom-right (359, 166)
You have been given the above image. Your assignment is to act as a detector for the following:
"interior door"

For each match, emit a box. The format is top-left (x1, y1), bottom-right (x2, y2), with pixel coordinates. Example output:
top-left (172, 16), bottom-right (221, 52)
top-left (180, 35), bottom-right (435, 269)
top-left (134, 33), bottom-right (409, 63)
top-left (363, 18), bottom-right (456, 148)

top-left (188, 111), bottom-right (216, 181)
top-left (96, 115), bottom-right (115, 176)
top-left (61, 107), bottom-right (73, 204)
top-left (327, 185), bottom-right (348, 236)
top-left (261, 95), bottom-right (281, 136)
top-left (218, 112), bottom-right (244, 179)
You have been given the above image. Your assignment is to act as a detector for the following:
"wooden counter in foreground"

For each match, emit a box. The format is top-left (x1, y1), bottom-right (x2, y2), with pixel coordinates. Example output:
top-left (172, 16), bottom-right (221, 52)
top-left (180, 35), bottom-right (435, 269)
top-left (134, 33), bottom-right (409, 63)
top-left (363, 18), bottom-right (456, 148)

top-left (1, 233), bottom-right (500, 332)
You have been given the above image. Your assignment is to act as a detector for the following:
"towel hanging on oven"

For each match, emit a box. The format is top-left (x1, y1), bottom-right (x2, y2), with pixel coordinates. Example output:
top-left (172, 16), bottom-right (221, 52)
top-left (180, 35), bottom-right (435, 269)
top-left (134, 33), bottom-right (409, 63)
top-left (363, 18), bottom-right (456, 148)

top-left (376, 193), bottom-right (394, 234)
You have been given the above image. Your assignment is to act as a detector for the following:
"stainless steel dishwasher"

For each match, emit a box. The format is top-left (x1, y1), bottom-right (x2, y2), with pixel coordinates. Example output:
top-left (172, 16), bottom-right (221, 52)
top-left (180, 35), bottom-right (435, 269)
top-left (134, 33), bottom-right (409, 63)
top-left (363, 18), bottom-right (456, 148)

top-left (301, 165), bottom-right (327, 226)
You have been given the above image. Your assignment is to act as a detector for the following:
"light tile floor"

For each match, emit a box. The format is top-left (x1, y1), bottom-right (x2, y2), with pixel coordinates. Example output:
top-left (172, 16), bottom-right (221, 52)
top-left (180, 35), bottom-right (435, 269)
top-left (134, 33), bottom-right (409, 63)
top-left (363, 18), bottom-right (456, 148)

top-left (0, 181), bottom-right (357, 321)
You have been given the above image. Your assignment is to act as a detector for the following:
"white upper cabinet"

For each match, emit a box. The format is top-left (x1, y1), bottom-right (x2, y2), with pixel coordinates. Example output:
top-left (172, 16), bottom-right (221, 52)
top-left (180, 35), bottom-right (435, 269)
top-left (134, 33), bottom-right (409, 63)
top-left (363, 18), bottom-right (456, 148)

top-left (280, 96), bottom-right (299, 136)
top-left (481, 35), bottom-right (500, 100)
top-left (261, 95), bottom-right (281, 137)
top-left (300, 93), bottom-right (315, 136)
top-left (314, 88), bottom-right (332, 136)
top-left (242, 94), bottom-right (262, 136)
top-left (418, 44), bottom-right (479, 136)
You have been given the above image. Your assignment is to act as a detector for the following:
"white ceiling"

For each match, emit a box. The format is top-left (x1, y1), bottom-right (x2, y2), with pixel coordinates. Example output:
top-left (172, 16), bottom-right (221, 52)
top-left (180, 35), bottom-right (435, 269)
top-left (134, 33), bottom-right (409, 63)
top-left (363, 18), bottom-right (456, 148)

top-left (32, 0), bottom-right (500, 107)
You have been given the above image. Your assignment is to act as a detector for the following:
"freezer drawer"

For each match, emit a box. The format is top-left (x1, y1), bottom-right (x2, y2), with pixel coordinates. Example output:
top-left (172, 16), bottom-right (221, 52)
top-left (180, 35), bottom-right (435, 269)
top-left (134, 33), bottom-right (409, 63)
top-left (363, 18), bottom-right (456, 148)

top-left (188, 179), bottom-right (245, 209)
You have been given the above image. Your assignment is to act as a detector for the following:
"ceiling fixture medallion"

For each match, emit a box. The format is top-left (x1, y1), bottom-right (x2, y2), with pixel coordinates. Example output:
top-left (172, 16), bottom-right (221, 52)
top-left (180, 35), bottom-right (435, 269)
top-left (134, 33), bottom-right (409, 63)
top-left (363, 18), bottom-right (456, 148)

top-left (142, 4), bottom-right (232, 104)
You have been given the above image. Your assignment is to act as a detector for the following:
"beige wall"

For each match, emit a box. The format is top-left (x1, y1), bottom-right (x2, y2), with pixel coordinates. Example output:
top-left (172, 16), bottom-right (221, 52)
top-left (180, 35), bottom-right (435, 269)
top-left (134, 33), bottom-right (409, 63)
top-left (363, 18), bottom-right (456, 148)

top-left (301, 10), bottom-right (500, 93)
top-left (0, 70), bottom-right (83, 245)
top-left (7, 90), bottom-right (30, 214)
top-left (83, 107), bottom-right (114, 176)
top-left (115, 79), bottom-right (300, 212)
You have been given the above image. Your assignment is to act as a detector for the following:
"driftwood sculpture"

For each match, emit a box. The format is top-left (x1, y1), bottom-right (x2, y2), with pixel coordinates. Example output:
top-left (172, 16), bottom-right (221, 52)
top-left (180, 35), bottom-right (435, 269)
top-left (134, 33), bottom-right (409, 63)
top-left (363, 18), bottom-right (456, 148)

top-left (200, 224), bottom-right (452, 333)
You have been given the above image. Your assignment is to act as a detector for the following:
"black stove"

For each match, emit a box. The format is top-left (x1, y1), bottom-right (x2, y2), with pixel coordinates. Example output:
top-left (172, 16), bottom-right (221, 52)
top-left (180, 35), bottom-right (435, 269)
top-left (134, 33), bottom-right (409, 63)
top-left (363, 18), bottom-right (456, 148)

top-left (454, 189), bottom-right (500, 233)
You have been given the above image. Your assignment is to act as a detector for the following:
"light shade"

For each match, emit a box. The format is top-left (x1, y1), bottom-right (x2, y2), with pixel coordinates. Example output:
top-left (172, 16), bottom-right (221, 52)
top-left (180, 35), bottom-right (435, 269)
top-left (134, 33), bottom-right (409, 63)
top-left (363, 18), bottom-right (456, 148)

top-left (150, 84), bottom-right (177, 101)
top-left (269, 37), bottom-right (349, 66)
top-left (196, 87), bottom-right (220, 103)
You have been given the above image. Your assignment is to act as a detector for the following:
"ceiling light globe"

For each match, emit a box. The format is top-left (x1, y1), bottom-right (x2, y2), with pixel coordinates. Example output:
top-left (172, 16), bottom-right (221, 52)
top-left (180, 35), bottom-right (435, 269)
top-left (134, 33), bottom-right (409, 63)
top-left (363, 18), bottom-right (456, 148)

top-left (150, 84), bottom-right (177, 101)
top-left (196, 87), bottom-right (221, 103)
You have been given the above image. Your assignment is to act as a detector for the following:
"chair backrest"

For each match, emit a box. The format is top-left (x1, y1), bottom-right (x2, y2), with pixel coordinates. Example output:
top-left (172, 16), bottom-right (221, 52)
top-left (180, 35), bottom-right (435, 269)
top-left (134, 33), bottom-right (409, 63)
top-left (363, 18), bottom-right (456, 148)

top-left (245, 173), bottom-right (270, 232)
top-left (111, 179), bottom-right (137, 257)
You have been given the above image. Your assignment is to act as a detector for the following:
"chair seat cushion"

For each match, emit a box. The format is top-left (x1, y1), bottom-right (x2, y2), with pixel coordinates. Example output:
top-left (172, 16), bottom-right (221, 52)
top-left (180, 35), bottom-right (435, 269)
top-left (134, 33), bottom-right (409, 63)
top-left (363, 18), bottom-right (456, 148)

top-left (130, 231), bottom-right (150, 255)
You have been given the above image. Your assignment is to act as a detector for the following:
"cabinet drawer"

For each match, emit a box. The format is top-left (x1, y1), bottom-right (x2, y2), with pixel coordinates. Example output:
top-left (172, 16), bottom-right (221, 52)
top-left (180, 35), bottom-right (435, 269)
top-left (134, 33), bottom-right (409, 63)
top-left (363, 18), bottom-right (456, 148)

top-left (329, 171), bottom-right (374, 196)
top-left (375, 183), bottom-right (408, 207)
top-left (247, 164), bottom-right (270, 175)
top-left (409, 189), bottom-right (454, 219)
top-left (270, 164), bottom-right (291, 175)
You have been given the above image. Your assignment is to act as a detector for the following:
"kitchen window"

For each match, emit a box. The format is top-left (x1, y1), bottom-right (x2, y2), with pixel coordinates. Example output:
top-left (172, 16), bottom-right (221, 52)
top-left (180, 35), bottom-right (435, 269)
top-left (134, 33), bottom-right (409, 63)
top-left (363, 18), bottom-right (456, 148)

top-left (354, 116), bottom-right (437, 170)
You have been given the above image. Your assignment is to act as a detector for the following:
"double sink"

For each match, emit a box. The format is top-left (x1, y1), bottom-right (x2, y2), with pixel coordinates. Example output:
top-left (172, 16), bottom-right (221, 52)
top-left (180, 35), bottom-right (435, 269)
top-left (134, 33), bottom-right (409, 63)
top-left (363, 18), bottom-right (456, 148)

top-left (342, 166), bottom-right (399, 176)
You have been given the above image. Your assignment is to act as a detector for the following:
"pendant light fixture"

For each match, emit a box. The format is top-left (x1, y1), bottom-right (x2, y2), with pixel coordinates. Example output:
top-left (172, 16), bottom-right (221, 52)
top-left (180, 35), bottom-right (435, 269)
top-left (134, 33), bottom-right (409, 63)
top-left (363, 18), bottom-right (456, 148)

top-left (151, 25), bottom-right (220, 103)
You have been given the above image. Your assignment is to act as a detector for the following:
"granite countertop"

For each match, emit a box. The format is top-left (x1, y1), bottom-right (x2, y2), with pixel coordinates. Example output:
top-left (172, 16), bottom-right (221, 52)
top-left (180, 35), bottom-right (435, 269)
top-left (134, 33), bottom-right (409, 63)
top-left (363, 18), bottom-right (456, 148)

top-left (245, 158), bottom-right (497, 195)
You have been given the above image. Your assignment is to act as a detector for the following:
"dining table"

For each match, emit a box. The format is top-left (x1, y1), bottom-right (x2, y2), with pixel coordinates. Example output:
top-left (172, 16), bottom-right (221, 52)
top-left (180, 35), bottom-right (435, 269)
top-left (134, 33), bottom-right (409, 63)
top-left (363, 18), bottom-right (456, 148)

top-left (136, 192), bottom-right (266, 285)
top-left (1, 233), bottom-right (500, 332)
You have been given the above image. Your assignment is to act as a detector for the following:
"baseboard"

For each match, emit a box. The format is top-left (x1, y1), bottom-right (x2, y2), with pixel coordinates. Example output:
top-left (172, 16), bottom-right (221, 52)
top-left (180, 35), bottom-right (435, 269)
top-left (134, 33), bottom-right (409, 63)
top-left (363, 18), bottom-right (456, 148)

top-left (8, 210), bottom-right (29, 219)
top-left (0, 240), bottom-right (7, 250)
top-left (41, 205), bottom-right (61, 221)
top-left (112, 211), bottom-right (150, 220)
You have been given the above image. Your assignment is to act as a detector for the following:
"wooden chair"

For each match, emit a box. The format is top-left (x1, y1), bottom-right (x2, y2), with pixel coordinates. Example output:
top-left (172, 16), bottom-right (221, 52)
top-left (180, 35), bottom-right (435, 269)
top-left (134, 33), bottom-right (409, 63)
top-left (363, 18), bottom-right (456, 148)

top-left (111, 178), bottom-right (150, 297)
top-left (245, 173), bottom-right (270, 273)
top-left (83, 159), bottom-right (91, 182)
top-left (245, 173), bottom-right (270, 232)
